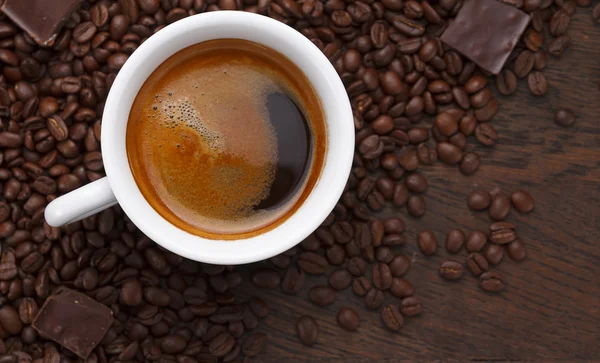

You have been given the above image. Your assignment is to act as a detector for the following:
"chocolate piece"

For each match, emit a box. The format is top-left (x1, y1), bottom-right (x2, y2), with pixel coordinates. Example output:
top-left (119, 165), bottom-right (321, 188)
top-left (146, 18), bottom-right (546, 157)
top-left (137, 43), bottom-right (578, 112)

top-left (440, 0), bottom-right (530, 75)
top-left (32, 287), bottom-right (114, 358)
top-left (1, 0), bottom-right (82, 46)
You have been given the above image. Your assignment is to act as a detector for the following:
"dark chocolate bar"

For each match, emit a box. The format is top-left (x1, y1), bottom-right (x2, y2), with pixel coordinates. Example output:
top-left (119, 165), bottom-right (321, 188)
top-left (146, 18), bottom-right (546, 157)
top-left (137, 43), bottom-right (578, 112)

top-left (1, 0), bottom-right (82, 46)
top-left (440, 0), bottom-right (530, 75)
top-left (32, 287), bottom-right (114, 358)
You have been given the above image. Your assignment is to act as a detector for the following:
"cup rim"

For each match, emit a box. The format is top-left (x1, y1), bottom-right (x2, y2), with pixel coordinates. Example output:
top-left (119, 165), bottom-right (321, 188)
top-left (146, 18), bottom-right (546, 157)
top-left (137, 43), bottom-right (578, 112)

top-left (102, 11), bottom-right (354, 264)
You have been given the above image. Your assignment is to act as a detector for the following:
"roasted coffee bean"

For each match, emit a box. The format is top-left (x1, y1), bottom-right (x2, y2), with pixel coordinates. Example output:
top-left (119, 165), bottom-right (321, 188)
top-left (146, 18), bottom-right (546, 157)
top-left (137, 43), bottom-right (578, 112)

top-left (390, 278), bottom-right (414, 298)
top-left (528, 71), bottom-right (547, 96)
top-left (337, 307), bottom-right (360, 331)
top-left (466, 231), bottom-right (488, 253)
top-left (437, 142), bottom-right (462, 164)
top-left (121, 280), bottom-right (143, 306)
top-left (434, 112), bottom-right (458, 136)
top-left (372, 263), bottom-right (393, 290)
top-left (329, 269), bottom-right (352, 290)
top-left (365, 288), bottom-right (384, 309)
top-left (417, 230), bottom-right (437, 255)
top-left (594, 3), bottom-right (600, 23)
top-left (242, 332), bottom-right (266, 357)
top-left (466, 252), bottom-right (489, 276)
top-left (381, 305), bottom-right (403, 331)
top-left (445, 229), bottom-right (465, 253)
top-left (308, 285), bottom-right (336, 306)
top-left (467, 190), bottom-right (492, 210)
top-left (459, 152), bottom-right (480, 175)
top-left (251, 268), bottom-right (281, 289)
top-left (298, 252), bottom-right (328, 274)
top-left (514, 50), bottom-right (535, 78)
top-left (407, 195), bottom-right (425, 217)
top-left (489, 221), bottom-right (516, 245)
top-left (554, 109), bottom-right (576, 127)
top-left (479, 271), bottom-right (505, 292)
top-left (296, 316), bottom-right (319, 346)
top-left (475, 123), bottom-right (498, 146)
top-left (404, 173), bottom-right (428, 193)
top-left (439, 260), bottom-right (464, 280)
top-left (548, 36), bottom-right (570, 56)
top-left (347, 257), bottom-right (367, 276)
top-left (400, 296), bottom-right (422, 316)
top-left (496, 69), bottom-right (518, 95)
top-left (550, 10), bottom-right (570, 36)
top-left (484, 244), bottom-right (505, 265)
top-left (489, 194), bottom-right (511, 221)
top-left (0, 305), bottom-right (22, 335)
top-left (281, 266), bottom-right (305, 294)
top-left (352, 276), bottom-right (371, 296)
top-left (507, 239), bottom-right (527, 261)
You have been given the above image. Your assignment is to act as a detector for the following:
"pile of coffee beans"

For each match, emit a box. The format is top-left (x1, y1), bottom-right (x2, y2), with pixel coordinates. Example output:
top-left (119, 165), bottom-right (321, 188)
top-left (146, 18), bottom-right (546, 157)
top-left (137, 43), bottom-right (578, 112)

top-left (0, 0), bottom-right (592, 360)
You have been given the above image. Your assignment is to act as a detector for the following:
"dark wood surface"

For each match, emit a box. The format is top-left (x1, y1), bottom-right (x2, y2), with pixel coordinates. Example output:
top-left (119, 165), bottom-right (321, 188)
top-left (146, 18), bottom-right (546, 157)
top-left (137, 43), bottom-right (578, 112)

top-left (236, 11), bottom-right (600, 361)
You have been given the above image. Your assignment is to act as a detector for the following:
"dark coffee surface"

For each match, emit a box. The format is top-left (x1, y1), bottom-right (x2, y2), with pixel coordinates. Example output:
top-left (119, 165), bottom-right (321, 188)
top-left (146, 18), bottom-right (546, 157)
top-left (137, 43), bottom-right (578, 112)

top-left (127, 39), bottom-right (326, 239)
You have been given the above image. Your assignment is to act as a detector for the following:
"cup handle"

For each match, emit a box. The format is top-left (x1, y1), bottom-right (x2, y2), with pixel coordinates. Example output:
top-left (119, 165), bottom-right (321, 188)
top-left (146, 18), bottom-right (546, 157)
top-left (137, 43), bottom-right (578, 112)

top-left (44, 177), bottom-right (118, 227)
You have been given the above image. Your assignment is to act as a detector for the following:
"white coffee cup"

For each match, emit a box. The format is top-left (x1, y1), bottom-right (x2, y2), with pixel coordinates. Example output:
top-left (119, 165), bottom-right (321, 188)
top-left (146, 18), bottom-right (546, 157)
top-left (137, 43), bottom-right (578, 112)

top-left (45, 11), bottom-right (354, 265)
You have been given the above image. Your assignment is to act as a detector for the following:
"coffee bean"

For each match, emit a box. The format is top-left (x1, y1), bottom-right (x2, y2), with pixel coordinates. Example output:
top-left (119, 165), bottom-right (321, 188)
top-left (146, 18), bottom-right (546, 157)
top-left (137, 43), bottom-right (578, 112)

top-left (467, 190), bottom-right (492, 210)
top-left (358, 134), bottom-right (384, 160)
top-left (372, 263), bottom-right (393, 290)
top-left (352, 276), bottom-right (371, 296)
top-left (308, 285), bottom-right (336, 306)
top-left (144, 287), bottom-right (171, 307)
top-left (139, 0), bottom-right (160, 13)
top-left (489, 194), bottom-right (511, 221)
top-left (381, 305), bottom-right (404, 331)
top-left (489, 221), bottom-right (516, 245)
top-left (393, 183), bottom-right (409, 206)
top-left (337, 307), bottom-right (360, 331)
top-left (347, 257), bottom-right (367, 276)
top-left (0, 305), bottom-right (22, 335)
top-left (400, 296), bottom-right (422, 316)
top-left (404, 173), bottom-right (428, 193)
top-left (388, 254), bottom-right (410, 277)
top-left (550, 10), bottom-right (570, 36)
top-left (548, 36), bottom-right (570, 56)
top-left (514, 50), bottom-right (535, 78)
top-left (251, 268), bottom-right (281, 289)
top-left (329, 269), bottom-right (352, 290)
top-left (466, 231), bottom-right (488, 253)
top-left (444, 229), bottom-right (465, 254)
top-left (121, 280), bottom-right (143, 306)
top-left (439, 260), bottom-right (464, 280)
top-left (475, 123), bottom-right (498, 146)
top-left (496, 69), bottom-right (518, 95)
top-left (437, 142), bottom-right (462, 164)
top-left (527, 71), bottom-right (548, 96)
top-left (554, 109), bottom-right (576, 127)
top-left (298, 252), bottom-right (328, 275)
top-left (484, 244), bottom-right (505, 265)
top-left (365, 288), bottom-right (384, 309)
top-left (459, 152), bottom-right (480, 175)
top-left (296, 316), bottom-right (319, 346)
top-left (281, 266), bottom-right (305, 294)
top-left (479, 271), bottom-right (505, 292)
top-left (434, 112), bottom-right (458, 136)
top-left (390, 278), bottom-right (414, 298)
top-left (465, 75), bottom-right (487, 94)
top-left (407, 195), bottom-right (425, 217)
top-left (594, 3), bottom-right (600, 23)
top-left (417, 231), bottom-right (437, 255)
top-left (466, 252), bottom-right (489, 276)
top-left (507, 239), bottom-right (527, 261)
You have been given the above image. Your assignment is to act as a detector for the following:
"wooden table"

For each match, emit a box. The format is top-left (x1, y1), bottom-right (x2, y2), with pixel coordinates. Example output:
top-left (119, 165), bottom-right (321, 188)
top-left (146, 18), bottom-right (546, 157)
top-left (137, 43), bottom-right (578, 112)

top-left (237, 11), bottom-right (600, 361)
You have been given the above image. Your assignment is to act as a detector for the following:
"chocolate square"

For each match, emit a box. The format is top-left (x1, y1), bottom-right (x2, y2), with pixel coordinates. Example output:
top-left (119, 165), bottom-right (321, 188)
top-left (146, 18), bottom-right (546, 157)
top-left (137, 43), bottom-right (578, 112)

top-left (1, 0), bottom-right (82, 46)
top-left (32, 287), bottom-right (114, 359)
top-left (440, 0), bottom-right (530, 74)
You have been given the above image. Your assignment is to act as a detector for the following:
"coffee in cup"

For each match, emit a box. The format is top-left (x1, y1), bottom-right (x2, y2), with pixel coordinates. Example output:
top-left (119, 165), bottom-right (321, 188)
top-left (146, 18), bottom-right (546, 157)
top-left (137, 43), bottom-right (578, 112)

top-left (126, 39), bottom-right (327, 240)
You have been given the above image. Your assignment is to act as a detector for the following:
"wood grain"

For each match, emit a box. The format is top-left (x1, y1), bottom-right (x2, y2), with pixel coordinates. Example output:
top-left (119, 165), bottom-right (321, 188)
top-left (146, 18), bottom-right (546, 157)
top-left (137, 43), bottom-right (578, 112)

top-left (236, 11), bottom-right (600, 361)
